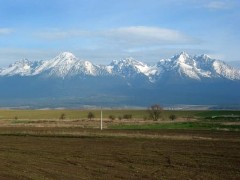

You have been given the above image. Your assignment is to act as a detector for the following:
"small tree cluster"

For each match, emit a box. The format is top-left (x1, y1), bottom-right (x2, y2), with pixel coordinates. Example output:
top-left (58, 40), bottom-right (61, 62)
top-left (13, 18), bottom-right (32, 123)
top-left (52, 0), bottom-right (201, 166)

top-left (123, 114), bottom-right (132, 119)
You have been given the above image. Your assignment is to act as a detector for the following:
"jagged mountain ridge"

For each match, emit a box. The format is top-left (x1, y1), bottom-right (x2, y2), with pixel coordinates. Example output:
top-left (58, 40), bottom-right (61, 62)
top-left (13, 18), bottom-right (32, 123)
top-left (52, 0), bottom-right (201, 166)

top-left (156, 52), bottom-right (240, 81)
top-left (1, 52), bottom-right (240, 81)
top-left (0, 51), bottom-right (239, 107)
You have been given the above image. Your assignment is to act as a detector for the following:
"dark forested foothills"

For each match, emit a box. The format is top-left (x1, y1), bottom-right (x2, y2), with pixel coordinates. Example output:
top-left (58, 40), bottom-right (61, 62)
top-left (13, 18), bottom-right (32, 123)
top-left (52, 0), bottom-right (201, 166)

top-left (0, 109), bottom-right (239, 179)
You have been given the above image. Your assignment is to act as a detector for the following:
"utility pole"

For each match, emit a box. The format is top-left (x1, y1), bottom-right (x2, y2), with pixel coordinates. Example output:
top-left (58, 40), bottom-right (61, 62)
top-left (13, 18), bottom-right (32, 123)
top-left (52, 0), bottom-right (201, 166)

top-left (100, 107), bottom-right (103, 130)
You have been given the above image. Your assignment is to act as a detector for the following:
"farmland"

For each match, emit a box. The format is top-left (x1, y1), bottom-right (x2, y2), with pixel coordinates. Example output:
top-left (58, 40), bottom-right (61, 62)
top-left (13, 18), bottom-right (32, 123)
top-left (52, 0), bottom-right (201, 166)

top-left (0, 109), bottom-right (239, 179)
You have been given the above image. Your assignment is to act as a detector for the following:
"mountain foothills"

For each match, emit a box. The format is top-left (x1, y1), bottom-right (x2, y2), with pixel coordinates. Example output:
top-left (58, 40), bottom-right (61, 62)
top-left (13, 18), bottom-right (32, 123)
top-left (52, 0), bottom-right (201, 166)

top-left (0, 52), bottom-right (240, 108)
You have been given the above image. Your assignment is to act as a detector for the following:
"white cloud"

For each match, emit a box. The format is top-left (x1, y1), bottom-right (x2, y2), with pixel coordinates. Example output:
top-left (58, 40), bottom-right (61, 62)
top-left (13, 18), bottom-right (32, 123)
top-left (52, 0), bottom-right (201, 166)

top-left (24, 26), bottom-right (199, 64)
top-left (34, 26), bottom-right (197, 47)
top-left (0, 28), bottom-right (13, 35)
top-left (103, 26), bottom-right (196, 46)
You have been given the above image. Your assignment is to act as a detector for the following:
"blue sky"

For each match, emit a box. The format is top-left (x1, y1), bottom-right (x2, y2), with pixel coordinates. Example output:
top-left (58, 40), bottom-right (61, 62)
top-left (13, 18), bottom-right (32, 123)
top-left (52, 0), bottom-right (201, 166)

top-left (0, 0), bottom-right (239, 66)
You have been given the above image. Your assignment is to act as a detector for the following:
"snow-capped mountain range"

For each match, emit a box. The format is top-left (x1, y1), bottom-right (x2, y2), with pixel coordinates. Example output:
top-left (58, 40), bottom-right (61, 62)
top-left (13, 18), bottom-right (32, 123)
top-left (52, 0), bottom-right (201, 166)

top-left (1, 51), bottom-right (240, 81)
top-left (0, 52), bottom-right (240, 108)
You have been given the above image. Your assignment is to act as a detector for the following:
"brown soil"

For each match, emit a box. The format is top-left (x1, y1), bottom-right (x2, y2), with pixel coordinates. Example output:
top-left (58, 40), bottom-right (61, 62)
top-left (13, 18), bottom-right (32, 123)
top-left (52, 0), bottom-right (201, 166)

top-left (0, 127), bottom-right (239, 179)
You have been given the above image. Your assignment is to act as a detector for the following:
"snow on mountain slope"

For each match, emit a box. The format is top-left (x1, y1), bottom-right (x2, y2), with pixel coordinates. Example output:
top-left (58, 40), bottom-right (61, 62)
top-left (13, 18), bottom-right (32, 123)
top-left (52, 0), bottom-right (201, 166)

top-left (33, 52), bottom-right (103, 77)
top-left (212, 60), bottom-right (240, 80)
top-left (107, 58), bottom-right (156, 77)
top-left (33, 52), bottom-right (78, 76)
top-left (0, 59), bottom-right (38, 76)
top-left (157, 52), bottom-right (240, 80)
top-left (157, 52), bottom-right (200, 80)
top-left (66, 60), bottom-right (109, 77)
top-left (0, 52), bottom-right (105, 78)
top-left (0, 51), bottom-right (239, 81)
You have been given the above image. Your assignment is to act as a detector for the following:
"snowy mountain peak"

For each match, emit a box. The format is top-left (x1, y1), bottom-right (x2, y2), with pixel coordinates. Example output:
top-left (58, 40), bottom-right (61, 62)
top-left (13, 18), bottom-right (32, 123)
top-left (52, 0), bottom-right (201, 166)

top-left (174, 51), bottom-right (190, 61)
top-left (108, 58), bottom-right (142, 77)
top-left (194, 54), bottom-right (213, 62)
top-left (11, 58), bottom-right (30, 64)
top-left (199, 54), bottom-right (211, 59)
top-left (157, 53), bottom-right (240, 80)
top-left (32, 52), bottom-right (79, 77)
top-left (0, 58), bottom-right (35, 76)
top-left (110, 57), bottom-right (139, 66)
top-left (8, 58), bottom-right (33, 68)
top-left (110, 57), bottom-right (148, 70)
top-left (108, 58), bottom-right (157, 81)
top-left (33, 52), bottom-right (102, 77)
top-left (57, 52), bottom-right (76, 59)
top-left (124, 57), bottom-right (140, 64)
top-left (51, 52), bottom-right (78, 65)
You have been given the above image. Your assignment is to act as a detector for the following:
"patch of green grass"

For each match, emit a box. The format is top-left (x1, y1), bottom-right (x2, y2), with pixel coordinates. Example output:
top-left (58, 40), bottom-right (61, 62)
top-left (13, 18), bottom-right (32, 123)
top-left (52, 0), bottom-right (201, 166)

top-left (0, 109), bottom-right (202, 121)
top-left (110, 122), bottom-right (240, 131)
top-left (204, 116), bottom-right (240, 122)
top-left (196, 110), bottom-right (240, 118)
top-left (0, 109), bottom-right (149, 120)
top-left (1, 109), bottom-right (239, 122)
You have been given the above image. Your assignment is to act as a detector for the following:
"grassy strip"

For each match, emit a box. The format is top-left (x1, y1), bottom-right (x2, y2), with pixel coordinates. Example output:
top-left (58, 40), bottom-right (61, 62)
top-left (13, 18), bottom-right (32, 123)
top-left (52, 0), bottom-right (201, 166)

top-left (110, 122), bottom-right (240, 131)
top-left (0, 131), bottom-right (104, 139)
top-left (11, 120), bottom-right (58, 124)
top-left (1, 109), bottom-right (239, 120)
top-left (0, 109), bottom-right (149, 120)
top-left (196, 110), bottom-right (240, 118)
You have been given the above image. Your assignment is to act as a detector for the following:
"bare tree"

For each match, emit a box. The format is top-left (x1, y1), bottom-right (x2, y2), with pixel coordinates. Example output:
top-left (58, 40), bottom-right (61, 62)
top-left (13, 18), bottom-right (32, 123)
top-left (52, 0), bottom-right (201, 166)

top-left (148, 104), bottom-right (162, 121)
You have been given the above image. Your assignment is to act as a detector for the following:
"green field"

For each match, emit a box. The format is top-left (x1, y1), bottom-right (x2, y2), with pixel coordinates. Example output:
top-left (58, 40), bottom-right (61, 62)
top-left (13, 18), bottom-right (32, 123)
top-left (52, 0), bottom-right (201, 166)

top-left (0, 109), bottom-right (148, 120)
top-left (1, 109), bottom-right (239, 120)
